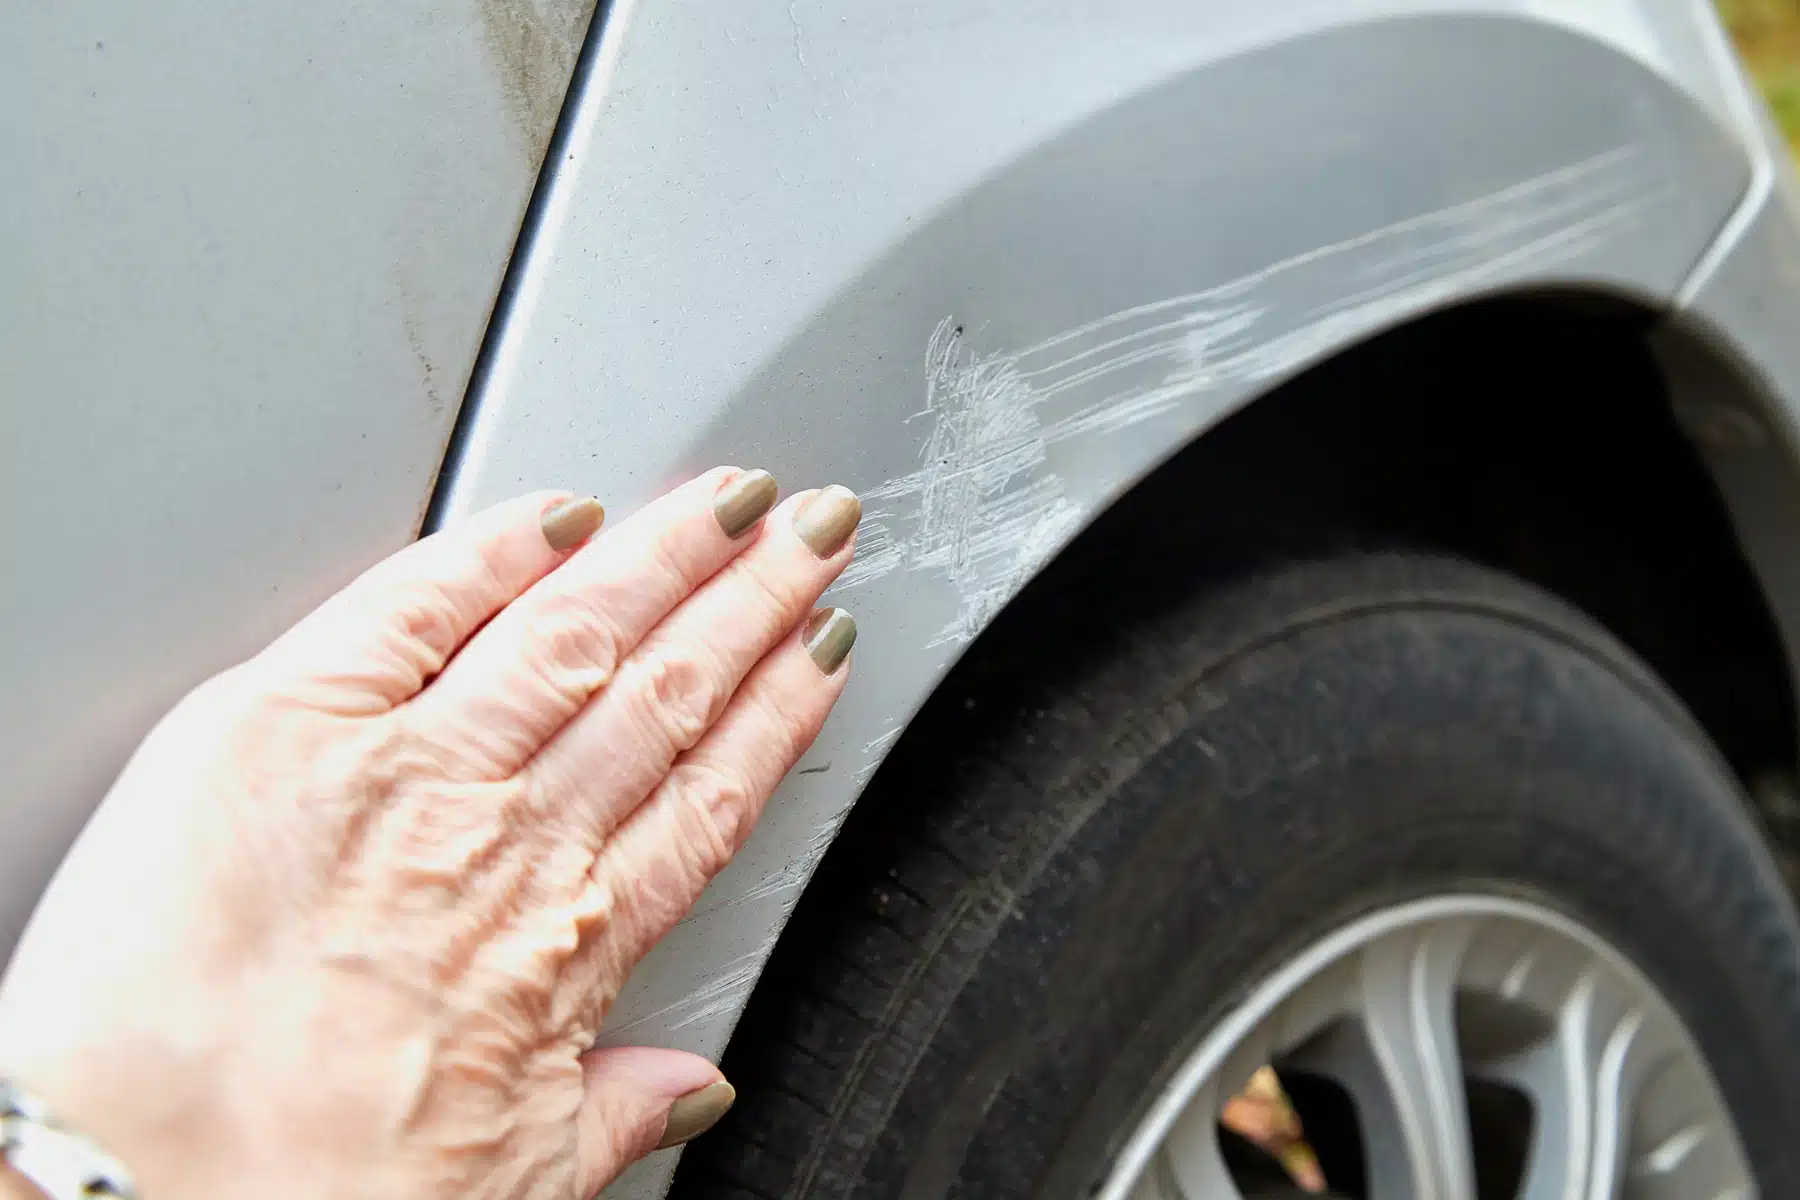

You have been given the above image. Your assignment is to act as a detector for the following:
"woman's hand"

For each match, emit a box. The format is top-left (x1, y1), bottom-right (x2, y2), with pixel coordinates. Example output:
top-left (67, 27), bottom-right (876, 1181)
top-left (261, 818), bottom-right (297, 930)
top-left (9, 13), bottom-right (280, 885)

top-left (0, 469), bottom-right (860, 1200)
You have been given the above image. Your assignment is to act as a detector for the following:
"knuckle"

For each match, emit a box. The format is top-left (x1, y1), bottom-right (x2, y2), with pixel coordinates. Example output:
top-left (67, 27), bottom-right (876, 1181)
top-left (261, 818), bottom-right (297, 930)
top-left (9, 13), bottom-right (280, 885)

top-left (743, 685), bottom-right (806, 759)
top-left (454, 536), bottom-right (513, 614)
top-left (398, 538), bottom-right (506, 656)
top-left (730, 554), bottom-right (799, 630)
top-left (624, 640), bottom-right (732, 755)
top-left (600, 852), bottom-right (690, 962)
top-left (386, 582), bottom-right (465, 664)
top-left (643, 528), bottom-right (710, 604)
top-left (579, 763), bottom-right (759, 981)
top-left (665, 760), bottom-right (756, 879)
top-left (519, 592), bottom-right (628, 705)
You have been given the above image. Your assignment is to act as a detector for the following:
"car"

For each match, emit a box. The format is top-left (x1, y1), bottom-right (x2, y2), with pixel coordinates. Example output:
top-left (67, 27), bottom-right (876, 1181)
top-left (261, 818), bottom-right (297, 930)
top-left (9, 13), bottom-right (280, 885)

top-left (9, 1), bottom-right (1800, 1196)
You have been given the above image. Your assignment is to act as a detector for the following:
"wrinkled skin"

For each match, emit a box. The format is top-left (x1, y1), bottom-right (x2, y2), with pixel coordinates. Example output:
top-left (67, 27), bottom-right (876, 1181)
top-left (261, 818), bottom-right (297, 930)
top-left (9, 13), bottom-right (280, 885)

top-left (0, 470), bottom-right (856, 1200)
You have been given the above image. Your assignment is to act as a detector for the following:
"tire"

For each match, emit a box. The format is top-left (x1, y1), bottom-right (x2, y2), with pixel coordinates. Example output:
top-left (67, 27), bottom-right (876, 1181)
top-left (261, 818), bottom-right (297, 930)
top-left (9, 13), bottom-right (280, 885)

top-left (673, 554), bottom-right (1800, 1198)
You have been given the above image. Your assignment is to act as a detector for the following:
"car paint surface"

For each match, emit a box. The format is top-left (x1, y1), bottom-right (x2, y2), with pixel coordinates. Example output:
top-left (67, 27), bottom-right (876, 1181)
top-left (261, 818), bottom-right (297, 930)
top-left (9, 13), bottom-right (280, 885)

top-left (6, 3), bottom-right (1800, 1200)
top-left (0, 0), bottom-right (598, 952)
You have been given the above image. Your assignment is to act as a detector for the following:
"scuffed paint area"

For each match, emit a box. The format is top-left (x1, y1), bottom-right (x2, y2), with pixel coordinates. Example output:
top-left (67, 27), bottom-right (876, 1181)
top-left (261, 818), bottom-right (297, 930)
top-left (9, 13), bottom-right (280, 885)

top-left (853, 725), bottom-right (907, 785)
top-left (601, 946), bottom-right (773, 1039)
top-left (685, 795), bottom-right (861, 921)
top-left (844, 321), bottom-right (1087, 647)
top-left (611, 798), bottom-right (866, 1039)
top-left (842, 146), bottom-right (1675, 651)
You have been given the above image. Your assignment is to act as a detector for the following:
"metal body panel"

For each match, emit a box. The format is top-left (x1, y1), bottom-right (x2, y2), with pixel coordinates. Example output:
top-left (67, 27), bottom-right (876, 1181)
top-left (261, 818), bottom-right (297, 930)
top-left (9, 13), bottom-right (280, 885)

top-left (430, 4), bottom-right (1769, 1196)
top-left (0, 0), bottom-right (595, 950)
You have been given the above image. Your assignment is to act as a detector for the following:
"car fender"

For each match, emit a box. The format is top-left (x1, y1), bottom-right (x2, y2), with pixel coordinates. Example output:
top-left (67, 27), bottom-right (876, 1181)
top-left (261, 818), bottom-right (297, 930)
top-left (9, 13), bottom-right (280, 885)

top-left (429, 3), bottom-right (1783, 1196)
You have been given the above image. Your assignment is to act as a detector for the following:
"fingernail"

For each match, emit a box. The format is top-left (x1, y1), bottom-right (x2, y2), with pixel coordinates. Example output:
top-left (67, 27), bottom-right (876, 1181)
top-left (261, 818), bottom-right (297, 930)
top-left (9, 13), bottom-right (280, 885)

top-left (804, 607), bottom-right (857, 675)
top-left (656, 1080), bottom-right (736, 1150)
top-left (713, 469), bottom-right (779, 539)
top-left (792, 485), bottom-right (861, 558)
top-left (541, 497), bottom-right (605, 551)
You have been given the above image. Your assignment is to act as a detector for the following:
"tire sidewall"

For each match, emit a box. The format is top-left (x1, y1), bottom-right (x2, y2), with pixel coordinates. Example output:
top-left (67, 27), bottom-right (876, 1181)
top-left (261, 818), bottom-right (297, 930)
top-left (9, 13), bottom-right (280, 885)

top-left (869, 603), bottom-right (1800, 1197)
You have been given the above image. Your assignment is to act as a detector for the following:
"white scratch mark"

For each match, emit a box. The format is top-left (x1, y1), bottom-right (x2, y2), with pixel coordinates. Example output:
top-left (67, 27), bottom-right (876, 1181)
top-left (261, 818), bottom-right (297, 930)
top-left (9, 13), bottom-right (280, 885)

top-left (842, 148), bottom-right (1671, 649)
top-left (686, 800), bottom-right (858, 921)
top-left (854, 724), bottom-right (907, 785)
top-left (613, 796), bottom-right (869, 1037)
top-left (602, 946), bottom-right (773, 1039)
top-left (787, 1), bottom-right (806, 66)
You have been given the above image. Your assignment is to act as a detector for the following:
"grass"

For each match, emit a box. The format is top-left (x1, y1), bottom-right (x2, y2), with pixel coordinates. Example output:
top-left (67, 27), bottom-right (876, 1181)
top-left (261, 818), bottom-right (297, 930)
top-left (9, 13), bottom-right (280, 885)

top-left (1717, 0), bottom-right (1800, 152)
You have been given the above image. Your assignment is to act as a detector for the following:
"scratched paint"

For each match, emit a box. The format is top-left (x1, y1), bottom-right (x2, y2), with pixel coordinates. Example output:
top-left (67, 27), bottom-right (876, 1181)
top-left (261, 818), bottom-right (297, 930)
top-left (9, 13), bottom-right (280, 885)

top-left (853, 724), bottom-right (907, 785)
top-left (596, 144), bottom-right (1679, 1071)
top-left (682, 793), bottom-right (860, 923)
top-left (841, 146), bottom-right (1675, 654)
top-left (602, 946), bottom-right (774, 1039)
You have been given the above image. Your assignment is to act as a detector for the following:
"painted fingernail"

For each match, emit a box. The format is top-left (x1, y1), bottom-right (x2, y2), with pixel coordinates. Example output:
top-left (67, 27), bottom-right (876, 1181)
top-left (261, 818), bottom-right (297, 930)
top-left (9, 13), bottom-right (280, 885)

top-left (656, 1080), bottom-right (736, 1150)
top-left (804, 607), bottom-right (857, 675)
top-left (792, 485), bottom-right (861, 558)
top-left (541, 496), bottom-right (605, 551)
top-left (713, 469), bottom-right (779, 538)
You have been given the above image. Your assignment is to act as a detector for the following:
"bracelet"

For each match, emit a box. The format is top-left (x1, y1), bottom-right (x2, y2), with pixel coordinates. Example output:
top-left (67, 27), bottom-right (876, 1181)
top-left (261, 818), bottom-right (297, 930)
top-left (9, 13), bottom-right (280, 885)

top-left (0, 1080), bottom-right (137, 1198)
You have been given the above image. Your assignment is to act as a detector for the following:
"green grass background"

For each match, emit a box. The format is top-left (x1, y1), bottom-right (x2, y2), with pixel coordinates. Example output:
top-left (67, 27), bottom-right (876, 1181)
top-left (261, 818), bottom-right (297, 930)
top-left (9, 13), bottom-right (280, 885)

top-left (1718, 0), bottom-right (1800, 152)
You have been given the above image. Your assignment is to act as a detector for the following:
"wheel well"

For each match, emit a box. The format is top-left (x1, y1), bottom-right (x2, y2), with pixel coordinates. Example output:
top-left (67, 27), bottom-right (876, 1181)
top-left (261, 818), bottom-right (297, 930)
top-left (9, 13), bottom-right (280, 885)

top-left (920, 291), bottom-right (1798, 828)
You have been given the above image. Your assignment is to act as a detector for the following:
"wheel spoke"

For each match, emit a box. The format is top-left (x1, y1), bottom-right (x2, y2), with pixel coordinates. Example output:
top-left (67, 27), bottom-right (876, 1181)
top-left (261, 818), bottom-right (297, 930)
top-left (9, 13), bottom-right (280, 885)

top-left (1288, 1020), bottom-right (1417, 1196)
top-left (1102, 900), bottom-right (1750, 1200)
top-left (1357, 923), bottom-right (1478, 1200)
top-left (1157, 1083), bottom-right (1246, 1200)
top-left (1620, 1032), bottom-right (1752, 1199)
top-left (1126, 1162), bottom-right (1180, 1200)
top-left (1627, 1106), bottom-right (1750, 1200)
top-left (1480, 967), bottom-right (1644, 1200)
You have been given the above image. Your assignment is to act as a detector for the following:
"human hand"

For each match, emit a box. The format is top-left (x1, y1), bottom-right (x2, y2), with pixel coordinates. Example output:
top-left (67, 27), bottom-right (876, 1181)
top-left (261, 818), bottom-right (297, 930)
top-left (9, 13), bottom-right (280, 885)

top-left (0, 469), bottom-right (860, 1200)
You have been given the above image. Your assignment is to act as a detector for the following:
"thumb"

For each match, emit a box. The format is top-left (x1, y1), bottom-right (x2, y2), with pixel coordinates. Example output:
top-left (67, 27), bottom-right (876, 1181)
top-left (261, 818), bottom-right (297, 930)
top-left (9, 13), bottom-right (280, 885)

top-left (575, 1045), bottom-right (736, 1194)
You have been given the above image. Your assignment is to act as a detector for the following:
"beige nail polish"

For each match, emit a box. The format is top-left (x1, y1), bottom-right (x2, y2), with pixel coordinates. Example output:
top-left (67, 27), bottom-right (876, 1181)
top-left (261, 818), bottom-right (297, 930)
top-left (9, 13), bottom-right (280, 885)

top-left (793, 485), bottom-right (861, 558)
top-left (656, 1080), bottom-right (737, 1150)
top-left (804, 608), bottom-right (857, 675)
top-left (541, 496), bottom-right (605, 551)
top-left (713, 469), bottom-right (779, 538)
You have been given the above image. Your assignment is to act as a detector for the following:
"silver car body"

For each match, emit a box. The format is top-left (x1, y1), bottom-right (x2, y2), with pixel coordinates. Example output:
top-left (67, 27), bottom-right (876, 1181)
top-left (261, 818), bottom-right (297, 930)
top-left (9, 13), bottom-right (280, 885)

top-left (7, 2), bottom-right (1800, 1196)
